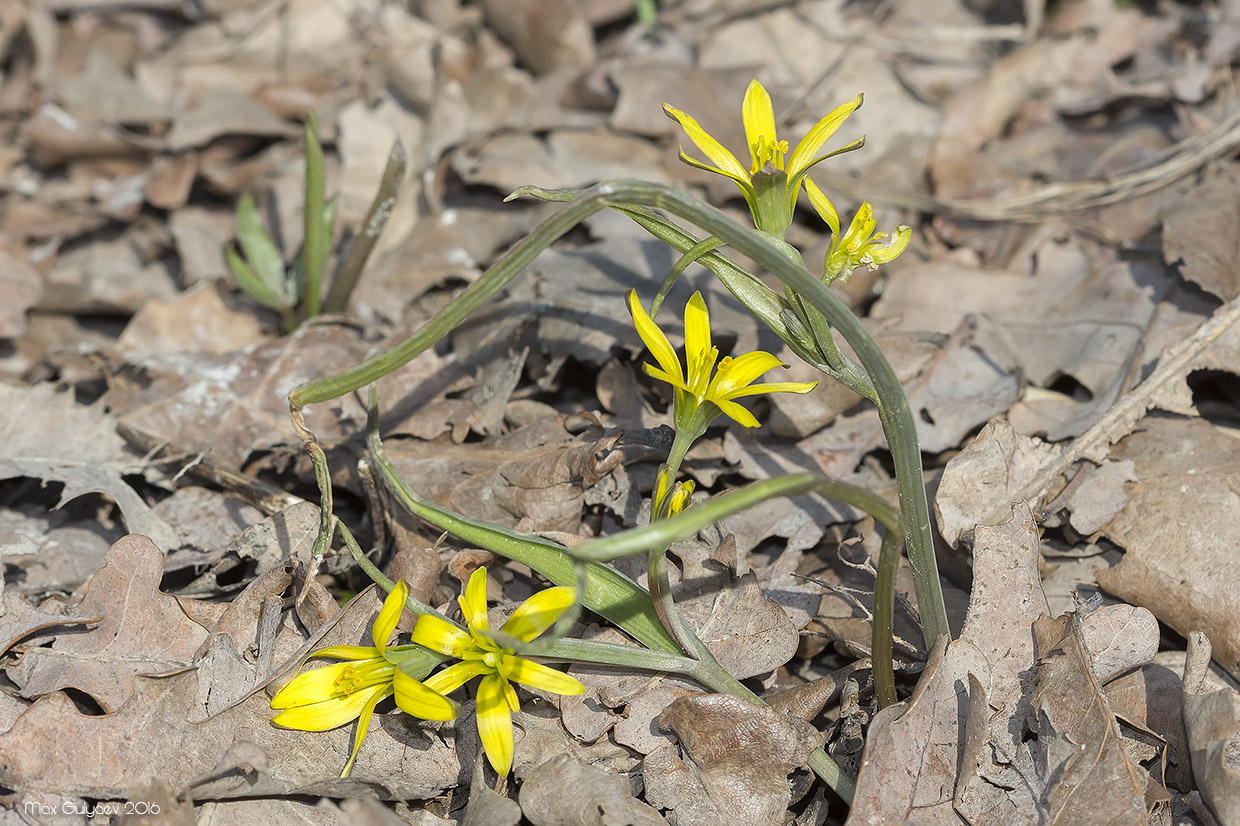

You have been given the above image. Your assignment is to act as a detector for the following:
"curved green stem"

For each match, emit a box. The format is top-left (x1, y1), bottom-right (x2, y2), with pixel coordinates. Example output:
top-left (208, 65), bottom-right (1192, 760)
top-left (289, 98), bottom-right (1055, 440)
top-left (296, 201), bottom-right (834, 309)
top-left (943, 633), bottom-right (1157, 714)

top-left (293, 180), bottom-right (947, 647)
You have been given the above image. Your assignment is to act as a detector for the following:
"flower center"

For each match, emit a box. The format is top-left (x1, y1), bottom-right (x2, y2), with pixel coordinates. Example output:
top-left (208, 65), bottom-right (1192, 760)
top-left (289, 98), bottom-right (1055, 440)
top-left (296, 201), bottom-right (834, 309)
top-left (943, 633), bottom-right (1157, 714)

top-left (750, 136), bottom-right (788, 174)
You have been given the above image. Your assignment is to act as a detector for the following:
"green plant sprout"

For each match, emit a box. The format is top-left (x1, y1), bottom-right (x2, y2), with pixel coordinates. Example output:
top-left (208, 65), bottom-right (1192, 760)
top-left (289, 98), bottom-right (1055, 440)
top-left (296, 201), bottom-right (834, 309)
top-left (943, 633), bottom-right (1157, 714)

top-left (227, 111), bottom-right (407, 329)
top-left (277, 80), bottom-right (952, 805)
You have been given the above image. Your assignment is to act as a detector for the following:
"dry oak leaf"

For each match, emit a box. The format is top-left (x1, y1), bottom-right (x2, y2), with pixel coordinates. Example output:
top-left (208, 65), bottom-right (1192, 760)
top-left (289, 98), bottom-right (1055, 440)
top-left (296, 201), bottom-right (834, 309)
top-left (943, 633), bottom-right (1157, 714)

top-left (644, 693), bottom-right (823, 826)
top-left (2, 534), bottom-right (209, 712)
top-left (1181, 631), bottom-right (1240, 826)
top-left (0, 670), bottom-right (460, 802)
top-left (519, 754), bottom-right (666, 826)
top-left (1096, 415), bottom-right (1240, 682)
top-left (1027, 612), bottom-right (1149, 825)
top-left (0, 383), bottom-right (178, 550)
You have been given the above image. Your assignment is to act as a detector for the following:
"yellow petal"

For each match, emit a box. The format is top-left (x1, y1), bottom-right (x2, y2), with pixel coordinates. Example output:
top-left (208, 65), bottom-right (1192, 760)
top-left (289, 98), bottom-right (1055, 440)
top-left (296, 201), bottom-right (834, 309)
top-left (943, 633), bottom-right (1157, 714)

top-left (270, 659), bottom-right (393, 709)
top-left (628, 290), bottom-right (685, 388)
top-left (726, 380), bottom-right (818, 399)
top-left (498, 655), bottom-right (585, 696)
top-left (476, 673), bottom-right (515, 775)
top-left (501, 585), bottom-right (576, 643)
top-left (341, 685), bottom-right (391, 777)
top-left (868, 225), bottom-right (911, 265)
top-left (272, 682), bottom-right (388, 732)
top-left (393, 669), bottom-right (459, 721)
top-left (786, 94), bottom-right (863, 181)
top-left (306, 645), bottom-right (382, 662)
top-left (662, 103), bottom-right (751, 184)
top-left (644, 363), bottom-right (690, 393)
top-left (682, 291), bottom-right (713, 395)
top-left (411, 613), bottom-right (473, 658)
top-left (709, 351), bottom-right (787, 399)
top-left (372, 580), bottom-right (409, 653)
top-left (460, 566), bottom-right (490, 632)
top-left (741, 79), bottom-right (779, 173)
top-left (841, 202), bottom-right (875, 250)
top-left (712, 398), bottom-right (761, 429)
top-left (804, 178), bottom-right (840, 239)
top-left (424, 659), bottom-right (492, 695)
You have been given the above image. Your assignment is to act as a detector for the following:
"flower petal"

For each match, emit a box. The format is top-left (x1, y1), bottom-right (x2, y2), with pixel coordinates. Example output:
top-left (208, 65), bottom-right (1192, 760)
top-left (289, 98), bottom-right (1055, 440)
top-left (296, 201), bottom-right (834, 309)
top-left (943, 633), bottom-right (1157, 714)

top-left (459, 566), bottom-right (490, 632)
top-left (710, 351), bottom-right (787, 399)
top-left (411, 613), bottom-right (473, 658)
top-left (682, 291), bottom-right (713, 394)
top-left (868, 225), bottom-right (911, 264)
top-left (662, 103), bottom-right (751, 184)
top-left (423, 659), bottom-right (492, 695)
top-left (306, 645), bottom-right (381, 662)
top-left (725, 380), bottom-right (818, 398)
top-left (804, 178), bottom-right (840, 239)
top-left (501, 585), bottom-right (576, 643)
top-left (393, 669), bottom-right (459, 721)
top-left (786, 94), bottom-right (863, 181)
top-left (498, 655), bottom-right (585, 696)
top-left (628, 290), bottom-right (685, 387)
top-left (270, 659), bottom-right (393, 709)
top-left (644, 363), bottom-right (690, 393)
top-left (272, 682), bottom-right (388, 731)
top-left (712, 398), bottom-right (761, 428)
top-left (741, 79), bottom-right (779, 173)
top-left (341, 685), bottom-right (392, 777)
top-left (476, 673), bottom-right (515, 775)
top-left (372, 580), bottom-right (409, 653)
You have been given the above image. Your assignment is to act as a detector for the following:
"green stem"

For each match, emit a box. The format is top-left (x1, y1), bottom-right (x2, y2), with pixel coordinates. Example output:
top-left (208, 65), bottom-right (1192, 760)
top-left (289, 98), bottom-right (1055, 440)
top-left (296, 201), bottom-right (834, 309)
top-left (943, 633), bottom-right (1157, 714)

top-left (301, 112), bottom-right (327, 320)
top-left (873, 527), bottom-right (900, 709)
top-left (292, 180), bottom-right (947, 648)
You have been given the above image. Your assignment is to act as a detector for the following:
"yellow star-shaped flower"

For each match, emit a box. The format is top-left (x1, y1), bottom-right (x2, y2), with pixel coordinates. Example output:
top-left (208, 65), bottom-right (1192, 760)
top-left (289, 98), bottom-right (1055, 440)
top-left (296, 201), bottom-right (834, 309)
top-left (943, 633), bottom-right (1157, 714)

top-left (412, 567), bottom-right (585, 776)
top-left (627, 289), bottom-right (817, 434)
top-left (271, 581), bottom-right (458, 776)
top-left (805, 178), bottom-right (910, 283)
top-left (663, 79), bottom-right (863, 236)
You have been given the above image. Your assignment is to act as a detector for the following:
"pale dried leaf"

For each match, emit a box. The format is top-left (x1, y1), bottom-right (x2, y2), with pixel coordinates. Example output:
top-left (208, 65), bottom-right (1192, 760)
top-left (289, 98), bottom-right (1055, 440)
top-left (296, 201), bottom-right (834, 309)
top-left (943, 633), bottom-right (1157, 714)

top-left (1029, 612), bottom-right (1149, 824)
top-left (848, 637), bottom-right (990, 825)
top-left (1096, 416), bottom-right (1240, 681)
top-left (936, 420), bottom-right (1062, 547)
top-left (519, 754), bottom-right (666, 826)
top-left (1182, 631), bottom-right (1240, 825)
top-left (0, 384), bottom-right (178, 549)
top-left (1067, 460), bottom-right (1136, 535)
top-left (646, 693), bottom-right (822, 826)
top-left (4, 535), bottom-right (210, 712)
top-left (0, 252), bottom-right (42, 338)
top-left (1079, 603), bottom-right (1159, 683)
top-left (1162, 170), bottom-right (1240, 301)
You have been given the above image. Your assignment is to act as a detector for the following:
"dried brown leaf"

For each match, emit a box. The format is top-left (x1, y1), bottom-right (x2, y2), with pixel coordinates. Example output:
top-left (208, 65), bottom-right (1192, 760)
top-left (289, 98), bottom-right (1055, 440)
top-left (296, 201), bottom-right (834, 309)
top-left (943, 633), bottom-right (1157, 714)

top-left (1029, 612), bottom-right (1149, 825)
top-left (1096, 416), bottom-right (1240, 681)
top-left (1181, 631), bottom-right (1240, 825)
top-left (848, 636), bottom-right (990, 825)
top-left (4, 535), bottom-right (209, 712)
top-left (0, 384), bottom-right (178, 549)
top-left (0, 251), bottom-right (42, 338)
top-left (1162, 170), bottom-right (1240, 301)
top-left (519, 754), bottom-right (666, 826)
top-left (646, 693), bottom-right (822, 826)
top-left (384, 417), bottom-right (624, 534)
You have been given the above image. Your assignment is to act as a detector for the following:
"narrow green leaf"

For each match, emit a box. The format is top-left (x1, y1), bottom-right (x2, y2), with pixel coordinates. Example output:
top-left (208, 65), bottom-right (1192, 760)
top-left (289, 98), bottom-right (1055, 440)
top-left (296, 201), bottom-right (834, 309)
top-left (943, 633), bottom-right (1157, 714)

top-left (227, 247), bottom-right (292, 310)
top-left (235, 193), bottom-right (287, 288)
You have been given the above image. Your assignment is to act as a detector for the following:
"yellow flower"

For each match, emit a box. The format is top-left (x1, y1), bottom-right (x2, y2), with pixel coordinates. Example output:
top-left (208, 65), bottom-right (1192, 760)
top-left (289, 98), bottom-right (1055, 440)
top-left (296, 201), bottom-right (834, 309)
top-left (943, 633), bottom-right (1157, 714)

top-left (805, 178), bottom-right (910, 283)
top-left (270, 581), bottom-right (458, 776)
top-left (412, 567), bottom-right (585, 776)
top-left (627, 289), bottom-right (817, 432)
top-left (663, 79), bottom-right (863, 236)
top-left (654, 465), bottom-right (695, 519)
